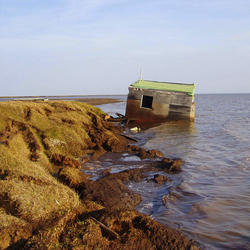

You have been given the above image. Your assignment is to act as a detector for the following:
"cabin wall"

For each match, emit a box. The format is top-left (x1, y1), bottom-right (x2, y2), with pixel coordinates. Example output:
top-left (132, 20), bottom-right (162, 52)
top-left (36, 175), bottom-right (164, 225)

top-left (125, 87), bottom-right (195, 122)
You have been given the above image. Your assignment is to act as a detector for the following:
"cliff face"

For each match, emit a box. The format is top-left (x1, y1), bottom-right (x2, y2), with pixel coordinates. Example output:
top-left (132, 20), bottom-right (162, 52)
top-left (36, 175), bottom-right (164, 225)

top-left (0, 101), bottom-right (198, 249)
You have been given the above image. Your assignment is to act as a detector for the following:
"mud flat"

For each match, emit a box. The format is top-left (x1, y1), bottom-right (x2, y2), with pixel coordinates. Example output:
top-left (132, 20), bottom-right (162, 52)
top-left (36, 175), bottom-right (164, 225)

top-left (0, 96), bottom-right (122, 105)
top-left (70, 98), bottom-right (122, 105)
top-left (0, 100), bottom-right (199, 249)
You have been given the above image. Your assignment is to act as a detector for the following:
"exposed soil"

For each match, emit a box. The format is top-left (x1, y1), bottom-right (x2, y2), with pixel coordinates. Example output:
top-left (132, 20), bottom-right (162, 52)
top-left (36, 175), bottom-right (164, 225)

top-left (59, 208), bottom-right (199, 250)
top-left (152, 174), bottom-right (170, 184)
top-left (0, 101), bottom-right (200, 249)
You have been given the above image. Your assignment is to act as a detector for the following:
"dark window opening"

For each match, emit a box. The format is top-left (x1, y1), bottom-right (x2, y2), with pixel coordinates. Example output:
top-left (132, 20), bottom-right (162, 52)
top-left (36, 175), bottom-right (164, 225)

top-left (141, 95), bottom-right (153, 109)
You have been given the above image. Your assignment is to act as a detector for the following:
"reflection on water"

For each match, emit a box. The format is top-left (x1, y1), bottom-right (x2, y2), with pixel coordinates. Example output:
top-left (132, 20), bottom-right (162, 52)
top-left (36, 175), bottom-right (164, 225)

top-left (144, 121), bottom-right (197, 159)
top-left (100, 94), bottom-right (250, 249)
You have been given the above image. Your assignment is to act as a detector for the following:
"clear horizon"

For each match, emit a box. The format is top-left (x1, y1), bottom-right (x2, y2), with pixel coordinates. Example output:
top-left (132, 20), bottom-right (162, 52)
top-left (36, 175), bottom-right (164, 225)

top-left (1, 0), bottom-right (250, 95)
top-left (1, 92), bottom-right (250, 98)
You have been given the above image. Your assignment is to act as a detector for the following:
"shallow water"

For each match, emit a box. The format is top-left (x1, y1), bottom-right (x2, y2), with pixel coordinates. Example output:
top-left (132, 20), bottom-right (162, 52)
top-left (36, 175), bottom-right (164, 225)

top-left (97, 94), bottom-right (250, 249)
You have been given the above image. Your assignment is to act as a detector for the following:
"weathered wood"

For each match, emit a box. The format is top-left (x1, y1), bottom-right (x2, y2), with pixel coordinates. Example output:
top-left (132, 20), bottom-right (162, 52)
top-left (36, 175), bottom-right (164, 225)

top-left (120, 134), bottom-right (138, 142)
top-left (125, 86), bottom-right (195, 122)
top-left (170, 94), bottom-right (192, 107)
top-left (128, 88), bottom-right (192, 106)
top-left (115, 113), bottom-right (125, 118)
top-left (107, 117), bottom-right (127, 122)
top-left (169, 104), bottom-right (191, 113)
top-left (90, 216), bottom-right (119, 239)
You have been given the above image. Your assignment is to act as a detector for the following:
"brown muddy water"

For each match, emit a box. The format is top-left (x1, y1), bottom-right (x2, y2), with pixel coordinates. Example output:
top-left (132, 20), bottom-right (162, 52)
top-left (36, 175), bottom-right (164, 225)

top-left (86, 94), bottom-right (250, 249)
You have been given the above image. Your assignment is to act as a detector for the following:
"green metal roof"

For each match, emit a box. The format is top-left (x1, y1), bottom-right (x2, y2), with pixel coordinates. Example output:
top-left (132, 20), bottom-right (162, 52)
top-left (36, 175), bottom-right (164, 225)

top-left (130, 80), bottom-right (195, 96)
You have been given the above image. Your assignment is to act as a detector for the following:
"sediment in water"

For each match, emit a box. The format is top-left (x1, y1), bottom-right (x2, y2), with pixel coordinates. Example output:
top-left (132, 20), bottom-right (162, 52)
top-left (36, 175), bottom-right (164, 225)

top-left (0, 100), bottom-right (199, 249)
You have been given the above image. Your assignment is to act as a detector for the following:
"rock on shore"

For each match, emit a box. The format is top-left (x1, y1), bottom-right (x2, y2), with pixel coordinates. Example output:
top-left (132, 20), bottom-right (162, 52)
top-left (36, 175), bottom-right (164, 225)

top-left (0, 101), bottom-right (199, 249)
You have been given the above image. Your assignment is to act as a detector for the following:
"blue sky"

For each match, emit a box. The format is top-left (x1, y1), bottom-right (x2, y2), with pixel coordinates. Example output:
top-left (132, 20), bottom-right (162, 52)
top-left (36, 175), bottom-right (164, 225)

top-left (0, 0), bottom-right (250, 95)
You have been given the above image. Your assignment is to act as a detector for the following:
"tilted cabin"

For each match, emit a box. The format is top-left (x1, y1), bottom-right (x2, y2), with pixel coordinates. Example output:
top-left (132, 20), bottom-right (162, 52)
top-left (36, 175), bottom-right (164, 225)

top-left (125, 80), bottom-right (196, 123)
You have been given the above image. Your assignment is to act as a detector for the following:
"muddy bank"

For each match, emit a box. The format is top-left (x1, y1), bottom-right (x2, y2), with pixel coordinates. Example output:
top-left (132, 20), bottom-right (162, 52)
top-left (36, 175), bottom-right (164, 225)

top-left (72, 98), bottom-right (122, 105)
top-left (0, 101), bottom-right (199, 249)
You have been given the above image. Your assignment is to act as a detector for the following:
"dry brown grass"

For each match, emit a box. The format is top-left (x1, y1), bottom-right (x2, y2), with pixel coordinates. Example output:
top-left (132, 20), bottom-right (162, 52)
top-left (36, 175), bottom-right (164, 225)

top-left (0, 100), bottom-right (112, 248)
top-left (0, 100), bottom-right (194, 250)
top-left (58, 166), bottom-right (90, 188)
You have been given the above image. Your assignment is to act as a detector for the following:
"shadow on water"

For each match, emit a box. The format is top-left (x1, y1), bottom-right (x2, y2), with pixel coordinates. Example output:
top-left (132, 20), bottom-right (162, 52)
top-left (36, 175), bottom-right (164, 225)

top-left (141, 120), bottom-right (198, 161)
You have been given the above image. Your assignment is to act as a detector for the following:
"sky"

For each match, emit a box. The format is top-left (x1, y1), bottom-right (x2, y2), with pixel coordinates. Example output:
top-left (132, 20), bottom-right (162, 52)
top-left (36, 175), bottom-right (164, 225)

top-left (0, 0), bottom-right (250, 95)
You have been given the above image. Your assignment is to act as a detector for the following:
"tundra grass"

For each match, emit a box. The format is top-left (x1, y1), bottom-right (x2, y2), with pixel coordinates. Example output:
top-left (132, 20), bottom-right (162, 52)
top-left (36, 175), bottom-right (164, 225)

top-left (0, 100), bottom-right (108, 248)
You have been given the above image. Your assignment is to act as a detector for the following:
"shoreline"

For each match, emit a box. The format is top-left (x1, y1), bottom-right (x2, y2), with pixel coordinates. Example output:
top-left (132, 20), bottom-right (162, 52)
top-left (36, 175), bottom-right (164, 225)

top-left (0, 100), bottom-right (199, 249)
top-left (0, 96), bottom-right (124, 105)
top-left (0, 97), bottom-right (123, 106)
top-left (68, 97), bottom-right (123, 105)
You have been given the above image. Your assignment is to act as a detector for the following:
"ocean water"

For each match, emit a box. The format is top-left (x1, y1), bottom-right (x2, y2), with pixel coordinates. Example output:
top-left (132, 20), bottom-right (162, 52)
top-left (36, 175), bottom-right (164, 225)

top-left (98, 94), bottom-right (250, 250)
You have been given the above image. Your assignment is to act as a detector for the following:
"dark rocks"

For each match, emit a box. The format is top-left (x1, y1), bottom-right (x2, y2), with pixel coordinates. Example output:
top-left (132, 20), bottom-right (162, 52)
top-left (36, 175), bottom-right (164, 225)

top-left (109, 168), bottom-right (145, 183)
top-left (101, 167), bottom-right (112, 177)
top-left (152, 158), bottom-right (182, 174)
top-left (152, 174), bottom-right (169, 184)
top-left (170, 159), bottom-right (182, 173)
top-left (128, 145), bottom-right (164, 159)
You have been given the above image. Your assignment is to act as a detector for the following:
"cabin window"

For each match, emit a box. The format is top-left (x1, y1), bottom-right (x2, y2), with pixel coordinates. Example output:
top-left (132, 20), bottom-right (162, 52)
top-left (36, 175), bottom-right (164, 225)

top-left (141, 95), bottom-right (153, 109)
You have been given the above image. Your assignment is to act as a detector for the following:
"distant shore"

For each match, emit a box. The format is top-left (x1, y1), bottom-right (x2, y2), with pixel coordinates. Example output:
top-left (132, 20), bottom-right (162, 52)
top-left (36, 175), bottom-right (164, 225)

top-left (0, 96), bottom-right (123, 105)
top-left (70, 98), bottom-right (122, 105)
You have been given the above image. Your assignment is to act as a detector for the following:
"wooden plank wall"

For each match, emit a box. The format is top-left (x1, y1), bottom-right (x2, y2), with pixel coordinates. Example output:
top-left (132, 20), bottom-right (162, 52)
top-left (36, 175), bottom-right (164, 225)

top-left (126, 87), bottom-right (195, 122)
